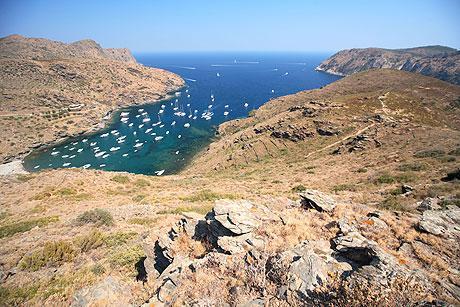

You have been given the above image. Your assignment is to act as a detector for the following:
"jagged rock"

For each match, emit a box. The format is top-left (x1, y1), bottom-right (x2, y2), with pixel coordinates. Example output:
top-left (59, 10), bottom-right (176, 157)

top-left (417, 207), bottom-right (460, 237)
top-left (299, 190), bottom-right (336, 212)
top-left (270, 127), bottom-right (313, 142)
top-left (217, 233), bottom-right (264, 254)
top-left (314, 121), bottom-right (341, 136)
top-left (280, 240), bottom-right (351, 300)
top-left (72, 276), bottom-right (132, 307)
top-left (239, 298), bottom-right (265, 306)
top-left (402, 184), bottom-right (414, 194)
top-left (211, 199), bottom-right (261, 235)
top-left (417, 197), bottom-right (442, 211)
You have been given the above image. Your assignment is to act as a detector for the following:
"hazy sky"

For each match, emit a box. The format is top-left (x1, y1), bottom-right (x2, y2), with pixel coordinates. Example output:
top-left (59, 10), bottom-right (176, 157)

top-left (1, 0), bottom-right (459, 52)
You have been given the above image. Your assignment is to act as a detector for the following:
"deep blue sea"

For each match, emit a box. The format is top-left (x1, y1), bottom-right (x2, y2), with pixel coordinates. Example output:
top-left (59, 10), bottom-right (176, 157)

top-left (23, 53), bottom-right (340, 175)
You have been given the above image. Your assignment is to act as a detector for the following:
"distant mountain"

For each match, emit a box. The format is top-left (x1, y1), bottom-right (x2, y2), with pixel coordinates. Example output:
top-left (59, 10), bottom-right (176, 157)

top-left (0, 34), bottom-right (136, 63)
top-left (316, 45), bottom-right (460, 85)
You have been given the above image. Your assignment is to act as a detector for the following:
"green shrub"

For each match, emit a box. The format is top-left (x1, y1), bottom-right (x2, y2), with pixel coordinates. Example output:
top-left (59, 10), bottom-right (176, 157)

top-left (375, 173), bottom-right (396, 184)
top-left (75, 230), bottom-right (104, 252)
top-left (181, 189), bottom-right (237, 202)
top-left (75, 209), bottom-right (113, 226)
top-left (133, 178), bottom-right (150, 187)
top-left (0, 285), bottom-right (39, 305)
top-left (91, 263), bottom-right (106, 276)
top-left (103, 231), bottom-right (137, 247)
top-left (449, 147), bottom-right (460, 156)
top-left (332, 184), bottom-right (357, 192)
top-left (0, 216), bottom-right (59, 238)
top-left (291, 184), bottom-right (306, 193)
top-left (109, 244), bottom-right (144, 268)
top-left (414, 149), bottom-right (445, 158)
top-left (356, 168), bottom-right (368, 173)
top-left (397, 162), bottom-right (427, 172)
top-left (110, 175), bottom-right (130, 184)
top-left (379, 196), bottom-right (410, 212)
top-left (19, 241), bottom-right (76, 271)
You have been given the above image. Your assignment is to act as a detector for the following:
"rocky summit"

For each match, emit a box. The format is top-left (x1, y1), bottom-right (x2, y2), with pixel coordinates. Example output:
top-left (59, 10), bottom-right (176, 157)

top-left (316, 45), bottom-right (460, 85)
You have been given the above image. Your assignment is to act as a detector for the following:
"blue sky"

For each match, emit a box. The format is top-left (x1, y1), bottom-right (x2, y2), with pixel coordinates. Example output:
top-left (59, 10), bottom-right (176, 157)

top-left (0, 0), bottom-right (459, 52)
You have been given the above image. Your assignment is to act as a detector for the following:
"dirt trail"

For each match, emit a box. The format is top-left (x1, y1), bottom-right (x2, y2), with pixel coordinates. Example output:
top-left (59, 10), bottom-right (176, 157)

top-left (305, 123), bottom-right (376, 158)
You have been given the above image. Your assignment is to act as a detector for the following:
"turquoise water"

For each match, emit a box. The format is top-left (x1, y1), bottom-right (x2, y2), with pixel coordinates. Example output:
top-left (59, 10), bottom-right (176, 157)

top-left (23, 53), bottom-right (340, 175)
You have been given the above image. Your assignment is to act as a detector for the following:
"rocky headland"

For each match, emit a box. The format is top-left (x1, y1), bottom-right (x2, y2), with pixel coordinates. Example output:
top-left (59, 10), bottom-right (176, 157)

top-left (316, 45), bottom-right (460, 85)
top-left (0, 35), bottom-right (184, 163)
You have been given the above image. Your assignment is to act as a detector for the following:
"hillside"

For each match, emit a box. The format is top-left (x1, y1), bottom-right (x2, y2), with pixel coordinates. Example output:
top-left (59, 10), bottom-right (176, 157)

top-left (0, 35), bottom-right (184, 163)
top-left (0, 69), bottom-right (459, 305)
top-left (316, 46), bottom-right (460, 85)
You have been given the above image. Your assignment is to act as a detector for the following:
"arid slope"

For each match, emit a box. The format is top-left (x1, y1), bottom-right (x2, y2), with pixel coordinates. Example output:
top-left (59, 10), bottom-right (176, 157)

top-left (0, 35), bottom-right (184, 163)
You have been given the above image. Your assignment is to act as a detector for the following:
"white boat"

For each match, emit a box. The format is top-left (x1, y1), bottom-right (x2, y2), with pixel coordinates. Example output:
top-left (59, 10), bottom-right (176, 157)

top-left (161, 104), bottom-right (166, 109)
top-left (184, 123), bottom-right (190, 128)
top-left (134, 142), bottom-right (143, 148)
top-left (141, 112), bottom-right (148, 116)
top-left (99, 164), bottom-right (106, 167)
top-left (90, 142), bottom-right (97, 146)
top-left (224, 105), bottom-right (229, 108)
top-left (139, 108), bottom-right (144, 112)
top-left (69, 155), bottom-right (76, 159)
top-left (159, 124), bottom-right (165, 128)
top-left (138, 124), bottom-right (144, 129)
top-left (100, 133), bottom-right (109, 137)
top-left (165, 130), bottom-right (170, 135)
top-left (155, 170), bottom-right (165, 176)
top-left (117, 139), bottom-right (125, 144)
top-left (121, 118), bottom-right (129, 122)
top-left (122, 153), bottom-right (129, 157)
top-left (121, 112), bottom-right (130, 116)
top-left (208, 104), bottom-right (213, 108)
top-left (271, 89), bottom-right (275, 93)
top-left (178, 134), bottom-right (182, 139)
top-left (143, 118), bottom-right (151, 123)
top-left (111, 130), bottom-right (118, 134)
top-left (95, 151), bottom-right (106, 157)
top-left (77, 148), bottom-right (83, 153)
top-left (110, 147), bottom-right (120, 152)
top-left (187, 94), bottom-right (191, 98)
top-left (216, 72), bottom-right (220, 77)
top-left (224, 111), bottom-right (229, 116)
top-left (129, 123), bottom-right (134, 127)
top-left (34, 165), bottom-right (40, 169)
top-left (102, 154), bottom-right (109, 158)
top-left (135, 114), bottom-right (140, 118)
top-left (158, 109), bottom-right (164, 114)
top-left (51, 151), bottom-right (59, 156)
top-left (145, 128), bottom-right (153, 133)
top-left (63, 162), bottom-right (71, 167)
top-left (154, 136), bottom-right (164, 141)
top-left (72, 142), bottom-right (78, 145)
top-left (175, 151), bottom-right (179, 155)
top-left (244, 103), bottom-right (249, 107)
top-left (82, 139), bottom-right (88, 143)
top-left (171, 121), bottom-right (176, 126)
top-left (82, 164), bottom-right (91, 169)
top-left (62, 155), bottom-right (69, 158)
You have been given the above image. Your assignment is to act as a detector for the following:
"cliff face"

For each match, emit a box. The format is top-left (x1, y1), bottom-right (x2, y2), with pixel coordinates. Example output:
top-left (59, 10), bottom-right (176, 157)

top-left (0, 35), bottom-right (184, 162)
top-left (316, 46), bottom-right (460, 85)
top-left (0, 34), bottom-right (136, 63)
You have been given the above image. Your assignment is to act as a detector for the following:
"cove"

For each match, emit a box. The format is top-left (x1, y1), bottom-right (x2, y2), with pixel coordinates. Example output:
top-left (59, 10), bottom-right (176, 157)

top-left (23, 53), bottom-right (341, 175)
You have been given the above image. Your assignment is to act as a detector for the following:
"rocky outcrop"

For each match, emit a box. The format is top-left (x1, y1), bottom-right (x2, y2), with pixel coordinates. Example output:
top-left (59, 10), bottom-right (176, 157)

top-left (316, 46), bottom-right (460, 85)
top-left (299, 189), bottom-right (336, 212)
top-left (72, 276), bottom-right (132, 307)
top-left (417, 207), bottom-right (460, 237)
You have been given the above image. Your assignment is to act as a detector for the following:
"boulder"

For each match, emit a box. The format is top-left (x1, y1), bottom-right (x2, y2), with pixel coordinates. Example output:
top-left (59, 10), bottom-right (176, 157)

top-left (217, 233), bottom-right (264, 254)
top-left (417, 197), bottom-right (442, 212)
top-left (299, 190), bottom-right (336, 212)
top-left (72, 276), bottom-right (132, 307)
top-left (210, 199), bottom-right (261, 236)
top-left (417, 207), bottom-right (460, 237)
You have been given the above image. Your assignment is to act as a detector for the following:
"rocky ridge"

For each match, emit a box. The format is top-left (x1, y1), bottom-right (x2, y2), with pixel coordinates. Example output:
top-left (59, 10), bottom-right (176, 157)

top-left (316, 46), bottom-right (460, 85)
